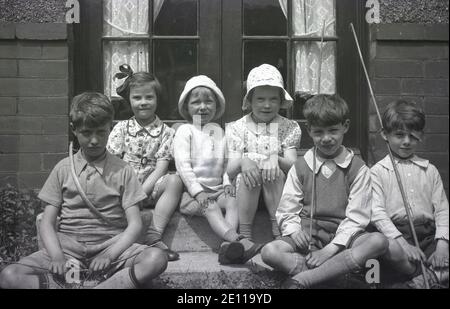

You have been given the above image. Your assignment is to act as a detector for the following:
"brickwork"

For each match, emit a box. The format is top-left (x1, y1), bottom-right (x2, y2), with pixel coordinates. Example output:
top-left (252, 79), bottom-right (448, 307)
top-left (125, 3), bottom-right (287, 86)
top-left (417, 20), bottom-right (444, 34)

top-left (0, 23), bottom-right (69, 189)
top-left (368, 24), bottom-right (449, 192)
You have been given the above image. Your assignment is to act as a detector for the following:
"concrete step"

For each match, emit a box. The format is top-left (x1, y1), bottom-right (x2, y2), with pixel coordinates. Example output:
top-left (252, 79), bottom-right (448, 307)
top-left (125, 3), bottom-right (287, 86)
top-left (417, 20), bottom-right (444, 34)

top-left (152, 251), bottom-right (285, 289)
top-left (153, 251), bottom-right (372, 289)
top-left (142, 209), bottom-right (274, 253)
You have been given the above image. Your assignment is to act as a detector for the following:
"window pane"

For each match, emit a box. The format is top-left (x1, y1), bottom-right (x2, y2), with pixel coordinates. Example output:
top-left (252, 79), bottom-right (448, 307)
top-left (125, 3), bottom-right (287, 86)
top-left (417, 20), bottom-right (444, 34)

top-left (103, 0), bottom-right (149, 37)
top-left (154, 0), bottom-right (197, 36)
top-left (291, 41), bottom-right (336, 119)
top-left (154, 40), bottom-right (197, 120)
top-left (243, 0), bottom-right (286, 36)
top-left (291, 0), bottom-right (336, 36)
top-left (104, 41), bottom-right (149, 98)
top-left (244, 41), bottom-right (287, 83)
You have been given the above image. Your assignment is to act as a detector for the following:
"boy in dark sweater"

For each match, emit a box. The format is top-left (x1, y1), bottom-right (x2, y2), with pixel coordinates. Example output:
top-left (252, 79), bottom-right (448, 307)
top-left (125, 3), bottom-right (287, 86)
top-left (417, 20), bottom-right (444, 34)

top-left (261, 94), bottom-right (388, 288)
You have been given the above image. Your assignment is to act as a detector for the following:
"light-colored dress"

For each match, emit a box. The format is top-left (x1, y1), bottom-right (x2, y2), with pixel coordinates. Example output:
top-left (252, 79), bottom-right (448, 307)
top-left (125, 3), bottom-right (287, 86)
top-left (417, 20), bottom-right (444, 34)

top-left (107, 116), bottom-right (174, 202)
top-left (225, 113), bottom-right (301, 169)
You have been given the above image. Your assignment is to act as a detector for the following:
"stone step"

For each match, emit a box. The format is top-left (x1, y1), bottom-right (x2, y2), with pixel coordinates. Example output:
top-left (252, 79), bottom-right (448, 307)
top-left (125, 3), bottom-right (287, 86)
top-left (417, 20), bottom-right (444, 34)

top-left (142, 209), bottom-right (275, 253)
top-left (152, 251), bottom-right (284, 289)
top-left (153, 251), bottom-right (372, 289)
top-left (37, 209), bottom-right (275, 253)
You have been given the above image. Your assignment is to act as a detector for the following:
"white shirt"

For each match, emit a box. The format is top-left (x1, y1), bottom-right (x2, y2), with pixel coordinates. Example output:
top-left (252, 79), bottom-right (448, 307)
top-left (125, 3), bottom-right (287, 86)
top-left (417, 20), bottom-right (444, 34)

top-left (276, 147), bottom-right (372, 247)
top-left (371, 155), bottom-right (449, 240)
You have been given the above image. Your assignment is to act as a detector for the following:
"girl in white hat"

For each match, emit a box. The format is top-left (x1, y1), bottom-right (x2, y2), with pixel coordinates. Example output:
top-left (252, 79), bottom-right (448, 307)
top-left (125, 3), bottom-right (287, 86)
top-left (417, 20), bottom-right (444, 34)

top-left (226, 64), bottom-right (302, 256)
top-left (174, 75), bottom-right (260, 264)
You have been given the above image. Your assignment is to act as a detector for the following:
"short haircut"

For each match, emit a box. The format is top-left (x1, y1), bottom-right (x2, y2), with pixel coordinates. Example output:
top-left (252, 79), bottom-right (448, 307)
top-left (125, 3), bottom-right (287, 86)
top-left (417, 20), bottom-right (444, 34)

top-left (382, 100), bottom-right (425, 133)
top-left (303, 94), bottom-right (349, 127)
top-left (70, 92), bottom-right (114, 129)
top-left (118, 72), bottom-right (162, 104)
top-left (182, 86), bottom-right (219, 121)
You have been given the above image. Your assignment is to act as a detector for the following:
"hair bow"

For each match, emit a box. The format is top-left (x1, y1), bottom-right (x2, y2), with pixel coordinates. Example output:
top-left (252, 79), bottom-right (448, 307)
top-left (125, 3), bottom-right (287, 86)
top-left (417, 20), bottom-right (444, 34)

top-left (115, 64), bottom-right (134, 100)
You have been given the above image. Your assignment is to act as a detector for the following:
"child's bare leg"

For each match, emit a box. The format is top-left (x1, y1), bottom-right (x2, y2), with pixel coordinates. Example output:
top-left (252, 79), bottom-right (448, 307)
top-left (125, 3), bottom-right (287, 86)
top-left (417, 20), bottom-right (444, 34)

top-left (95, 247), bottom-right (167, 289)
top-left (261, 240), bottom-right (307, 275)
top-left (237, 175), bottom-right (262, 240)
top-left (217, 195), bottom-right (238, 231)
top-left (290, 232), bottom-right (388, 288)
top-left (261, 172), bottom-right (285, 238)
top-left (0, 264), bottom-right (42, 289)
top-left (350, 232), bottom-right (389, 264)
top-left (204, 202), bottom-right (238, 241)
top-left (382, 238), bottom-right (417, 276)
top-left (147, 175), bottom-right (183, 246)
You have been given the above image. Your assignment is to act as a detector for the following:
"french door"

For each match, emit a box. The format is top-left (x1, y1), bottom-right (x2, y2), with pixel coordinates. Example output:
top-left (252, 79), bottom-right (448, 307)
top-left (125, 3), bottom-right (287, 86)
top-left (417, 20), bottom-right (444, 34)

top-left (74, 0), bottom-right (368, 153)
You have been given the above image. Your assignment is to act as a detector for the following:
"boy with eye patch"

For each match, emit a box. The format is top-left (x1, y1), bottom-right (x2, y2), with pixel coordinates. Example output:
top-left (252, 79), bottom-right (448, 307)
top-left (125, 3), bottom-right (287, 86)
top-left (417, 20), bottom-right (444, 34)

top-left (371, 100), bottom-right (449, 288)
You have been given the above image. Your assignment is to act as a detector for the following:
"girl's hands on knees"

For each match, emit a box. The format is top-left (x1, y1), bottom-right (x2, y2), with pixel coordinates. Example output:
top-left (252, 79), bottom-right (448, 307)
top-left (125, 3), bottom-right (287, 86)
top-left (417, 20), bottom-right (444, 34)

top-left (396, 237), bottom-right (426, 263)
top-left (306, 244), bottom-right (340, 268)
top-left (428, 240), bottom-right (449, 270)
top-left (261, 157), bottom-right (281, 183)
top-left (224, 185), bottom-right (236, 198)
top-left (49, 256), bottom-right (67, 276)
top-left (241, 158), bottom-right (262, 188)
top-left (290, 229), bottom-right (310, 251)
top-left (90, 252), bottom-right (113, 273)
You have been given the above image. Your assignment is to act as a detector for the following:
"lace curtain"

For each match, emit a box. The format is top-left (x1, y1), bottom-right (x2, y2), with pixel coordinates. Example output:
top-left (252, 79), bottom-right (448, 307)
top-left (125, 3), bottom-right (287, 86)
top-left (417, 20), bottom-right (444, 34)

top-left (103, 0), bottom-right (164, 97)
top-left (103, 0), bottom-right (335, 97)
top-left (280, 0), bottom-right (336, 95)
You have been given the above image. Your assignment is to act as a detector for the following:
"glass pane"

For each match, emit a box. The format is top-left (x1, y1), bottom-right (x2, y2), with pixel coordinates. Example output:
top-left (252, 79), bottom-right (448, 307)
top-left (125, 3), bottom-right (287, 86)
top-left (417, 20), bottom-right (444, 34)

top-left (244, 0), bottom-right (287, 36)
top-left (244, 41), bottom-right (287, 88)
top-left (103, 0), bottom-right (149, 37)
top-left (291, 0), bottom-right (336, 36)
top-left (154, 0), bottom-right (197, 36)
top-left (103, 41), bottom-right (149, 99)
top-left (291, 41), bottom-right (336, 119)
top-left (154, 40), bottom-right (197, 120)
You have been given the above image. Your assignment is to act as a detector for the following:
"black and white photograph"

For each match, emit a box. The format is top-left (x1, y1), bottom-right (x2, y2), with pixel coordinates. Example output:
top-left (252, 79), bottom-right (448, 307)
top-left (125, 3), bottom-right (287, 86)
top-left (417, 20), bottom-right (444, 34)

top-left (0, 0), bottom-right (448, 294)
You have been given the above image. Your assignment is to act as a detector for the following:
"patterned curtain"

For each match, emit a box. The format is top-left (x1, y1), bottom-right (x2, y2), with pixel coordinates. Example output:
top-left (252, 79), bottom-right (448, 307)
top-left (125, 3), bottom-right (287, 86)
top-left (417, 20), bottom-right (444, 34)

top-left (103, 0), bottom-right (165, 97)
top-left (279, 0), bottom-right (336, 95)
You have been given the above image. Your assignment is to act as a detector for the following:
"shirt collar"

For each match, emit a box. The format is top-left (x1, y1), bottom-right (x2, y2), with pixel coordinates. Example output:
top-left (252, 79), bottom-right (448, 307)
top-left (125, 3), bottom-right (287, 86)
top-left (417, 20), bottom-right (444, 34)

top-left (73, 150), bottom-right (108, 176)
top-left (379, 154), bottom-right (429, 171)
top-left (304, 146), bottom-right (354, 174)
top-left (245, 113), bottom-right (281, 135)
top-left (128, 116), bottom-right (164, 137)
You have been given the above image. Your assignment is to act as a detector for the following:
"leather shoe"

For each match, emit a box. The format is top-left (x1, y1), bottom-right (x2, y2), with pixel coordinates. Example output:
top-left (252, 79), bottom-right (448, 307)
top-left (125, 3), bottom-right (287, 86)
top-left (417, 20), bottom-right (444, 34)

top-left (239, 242), bottom-right (263, 264)
top-left (218, 241), bottom-right (244, 265)
top-left (164, 248), bottom-right (180, 262)
top-left (281, 278), bottom-right (305, 289)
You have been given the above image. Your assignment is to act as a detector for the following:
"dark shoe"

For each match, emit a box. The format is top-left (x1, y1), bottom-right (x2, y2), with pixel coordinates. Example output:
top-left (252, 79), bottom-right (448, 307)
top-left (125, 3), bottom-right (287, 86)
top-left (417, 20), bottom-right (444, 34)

top-left (148, 240), bottom-right (179, 262)
top-left (281, 278), bottom-right (306, 289)
top-left (164, 248), bottom-right (180, 262)
top-left (218, 241), bottom-right (244, 265)
top-left (239, 242), bottom-right (264, 264)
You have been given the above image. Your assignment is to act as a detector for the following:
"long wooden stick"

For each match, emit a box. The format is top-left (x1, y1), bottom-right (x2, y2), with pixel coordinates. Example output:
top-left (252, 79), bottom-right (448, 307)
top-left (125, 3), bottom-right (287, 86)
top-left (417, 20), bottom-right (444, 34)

top-left (350, 23), bottom-right (430, 289)
top-left (308, 146), bottom-right (317, 251)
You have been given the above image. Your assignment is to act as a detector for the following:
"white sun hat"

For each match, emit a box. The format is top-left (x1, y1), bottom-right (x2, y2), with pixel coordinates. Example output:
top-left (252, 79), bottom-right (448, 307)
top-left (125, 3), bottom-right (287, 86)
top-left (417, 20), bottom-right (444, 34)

top-left (242, 64), bottom-right (293, 111)
top-left (178, 75), bottom-right (226, 121)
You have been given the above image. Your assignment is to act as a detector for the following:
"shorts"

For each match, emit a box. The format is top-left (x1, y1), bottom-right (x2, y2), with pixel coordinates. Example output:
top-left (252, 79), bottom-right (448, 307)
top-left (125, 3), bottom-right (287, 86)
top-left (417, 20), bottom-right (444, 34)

top-left (395, 220), bottom-right (437, 258)
top-left (20, 232), bottom-right (149, 281)
top-left (179, 187), bottom-right (226, 217)
top-left (280, 219), bottom-right (367, 253)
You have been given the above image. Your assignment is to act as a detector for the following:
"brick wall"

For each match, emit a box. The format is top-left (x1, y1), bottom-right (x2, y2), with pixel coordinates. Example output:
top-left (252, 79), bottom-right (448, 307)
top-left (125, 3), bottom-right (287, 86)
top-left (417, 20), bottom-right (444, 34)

top-left (0, 23), bottom-right (70, 189)
top-left (368, 24), bottom-right (449, 193)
